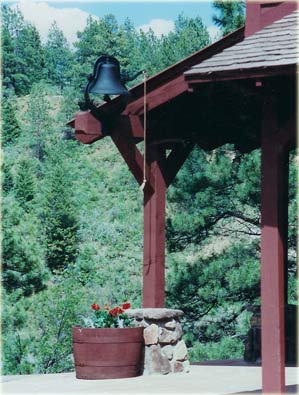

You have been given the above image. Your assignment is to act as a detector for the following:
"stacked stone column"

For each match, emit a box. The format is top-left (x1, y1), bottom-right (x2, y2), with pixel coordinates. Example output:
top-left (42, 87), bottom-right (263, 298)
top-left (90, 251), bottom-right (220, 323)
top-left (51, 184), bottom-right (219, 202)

top-left (128, 308), bottom-right (190, 375)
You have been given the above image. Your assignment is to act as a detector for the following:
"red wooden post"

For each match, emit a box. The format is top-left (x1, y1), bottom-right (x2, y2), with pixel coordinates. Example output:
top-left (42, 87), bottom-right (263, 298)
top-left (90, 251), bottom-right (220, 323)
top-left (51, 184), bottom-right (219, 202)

top-left (142, 145), bottom-right (167, 307)
top-left (260, 98), bottom-right (289, 394)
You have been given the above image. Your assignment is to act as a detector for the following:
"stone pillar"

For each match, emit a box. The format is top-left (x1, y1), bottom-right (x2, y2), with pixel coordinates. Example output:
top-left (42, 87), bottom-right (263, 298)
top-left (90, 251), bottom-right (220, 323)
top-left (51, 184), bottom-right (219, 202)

top-left (128, 308), bottom-right (190, 375)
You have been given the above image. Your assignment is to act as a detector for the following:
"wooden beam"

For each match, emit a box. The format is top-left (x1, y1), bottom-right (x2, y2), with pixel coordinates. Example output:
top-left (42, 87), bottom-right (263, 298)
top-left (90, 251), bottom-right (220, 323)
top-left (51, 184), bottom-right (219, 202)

top-left (113, 115), bottom-right (145, 139)
top-left (125, 75), bottom-right (188, 116)
top-left (111, 129), bottom-right (154, 190)
top-left (260, 96), bottom-right (290, 395)
top-left (142, 146), bottom-right (167, 307)
top-left (73, 111), bottom-right (145, 142)
top-left (75, 132), bottom-right (103, 145)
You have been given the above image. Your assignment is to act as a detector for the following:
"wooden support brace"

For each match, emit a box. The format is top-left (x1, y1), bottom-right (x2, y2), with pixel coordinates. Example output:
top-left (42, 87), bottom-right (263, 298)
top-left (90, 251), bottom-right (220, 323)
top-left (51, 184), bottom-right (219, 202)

top-left (111, 128), bottom-right (154, 191)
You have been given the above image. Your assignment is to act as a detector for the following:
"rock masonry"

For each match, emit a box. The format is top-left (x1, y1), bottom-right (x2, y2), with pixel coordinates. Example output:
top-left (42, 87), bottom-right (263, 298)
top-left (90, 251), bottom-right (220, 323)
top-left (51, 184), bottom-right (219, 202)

top-left (127, 308), bottom-right (190, 375)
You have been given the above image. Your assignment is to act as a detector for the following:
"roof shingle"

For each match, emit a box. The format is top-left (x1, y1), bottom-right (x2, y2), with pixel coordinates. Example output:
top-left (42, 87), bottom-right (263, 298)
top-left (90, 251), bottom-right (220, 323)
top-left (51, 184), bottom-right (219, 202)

top-left (185, 10), bottom-right (299, 77)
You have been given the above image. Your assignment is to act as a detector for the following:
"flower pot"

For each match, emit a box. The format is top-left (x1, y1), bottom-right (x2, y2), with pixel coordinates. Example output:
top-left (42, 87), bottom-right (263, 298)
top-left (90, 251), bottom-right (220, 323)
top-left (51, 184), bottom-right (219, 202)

top-left (72, 326), bottom-right (144, 379)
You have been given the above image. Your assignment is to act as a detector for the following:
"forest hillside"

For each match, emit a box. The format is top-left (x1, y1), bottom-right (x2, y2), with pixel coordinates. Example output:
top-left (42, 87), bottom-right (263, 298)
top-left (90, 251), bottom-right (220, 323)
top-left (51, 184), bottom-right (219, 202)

top-left (1, 2), bottom-right (297, 375)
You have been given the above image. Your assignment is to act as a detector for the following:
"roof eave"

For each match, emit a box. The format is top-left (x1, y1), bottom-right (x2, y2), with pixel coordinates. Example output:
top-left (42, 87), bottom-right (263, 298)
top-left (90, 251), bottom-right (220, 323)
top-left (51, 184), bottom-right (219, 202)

top-left (185, 64), bottom-right (298, 85)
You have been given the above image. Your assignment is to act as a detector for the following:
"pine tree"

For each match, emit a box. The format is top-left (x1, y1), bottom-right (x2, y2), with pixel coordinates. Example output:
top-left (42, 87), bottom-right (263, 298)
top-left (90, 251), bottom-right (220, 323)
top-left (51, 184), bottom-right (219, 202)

top-left (42, 148), bottom-right (79, 273)
top-left (14, 23), bottom-right (44, 95)
top-left (2, 25), bottom-right (17, 94)
top-left (26, 83), bottom-right (51, 161)
top-left (2, 97), bottom-right (21, 144)
top-left (212, 0), bottom-right (245, 36)
top-left (2, 195), bottom-right (49, 297)
top-left (2, 5), bottom-right (45, 95)
top-left (14, 158), bottom-right (36, 208)
top-left (44, 21), bottom-right (73, 91)
top-left (160, 14), bottom-right (210, 68)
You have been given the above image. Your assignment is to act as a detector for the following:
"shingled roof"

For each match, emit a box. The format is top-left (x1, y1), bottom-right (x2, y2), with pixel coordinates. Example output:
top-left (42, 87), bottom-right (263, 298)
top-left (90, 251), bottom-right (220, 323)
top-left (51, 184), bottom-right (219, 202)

top-left (185, 10), bottom-right (298, 81)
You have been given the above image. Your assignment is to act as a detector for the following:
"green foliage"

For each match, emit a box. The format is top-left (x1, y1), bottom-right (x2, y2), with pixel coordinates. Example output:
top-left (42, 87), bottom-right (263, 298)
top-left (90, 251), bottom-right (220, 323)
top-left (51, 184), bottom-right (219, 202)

top-left (2, 291), bottom-right (35, 374)
top-left (44, 22), bottom-right (73, 91)
top-left (2, 195), bottom-right (49, 297)
top-left (167, 146), bottom-right (261, 252)
top-left (41, 146), bottom-right (79, 273)
top-left (14, 158), bottom-right (37, 208)
top-left (2, 5), bottom-right (45, 95)
top-left (25, 82), bottom-right (52, 161)
top-left (2, 278), bottom-right (91, 374)
top-left (213, 0), bottom-right (245, 36)
top-left (160, 14), bottom-right (210, 68)
top-left (1, 97), bottom-right (21, 144)
top-left (189, 336), bottom-right (244, 361)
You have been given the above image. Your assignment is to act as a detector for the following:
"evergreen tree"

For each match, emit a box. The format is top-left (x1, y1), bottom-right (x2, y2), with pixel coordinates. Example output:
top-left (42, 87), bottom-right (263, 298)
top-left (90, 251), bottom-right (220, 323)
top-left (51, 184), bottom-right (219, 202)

top-left (44, 22), bottom-right (73, 91)
top-left (172, 14), bottom-right (211, 58)
top-left (14, 158), bottom-right (37, 209)
top-left (134, 29), bottom-right (163, 76)
top-left (2, 25), bottom-right (17, 94)
top-left (1, 4), bottom-right (25, 39)
top-left (116, 18), bottom-right (142, 84)
top-left (2, 97), bottom-right (21, 144)
top-left (213, 0), bottom-right (245, 36)
top-left (167, 147), bottom-right (260, 252)
top-left (26, 83), bottom-right (51, 161)
top-left (2, 163), bottom-right (14, 193)
top-left (2, 5), bottom-right (44, 95)
top-left (2, 195), bottom-right (49, 298)
top-left (42, 147), bottom-right (79, 273)
top-left (13, 23), bottom-right (44, 95)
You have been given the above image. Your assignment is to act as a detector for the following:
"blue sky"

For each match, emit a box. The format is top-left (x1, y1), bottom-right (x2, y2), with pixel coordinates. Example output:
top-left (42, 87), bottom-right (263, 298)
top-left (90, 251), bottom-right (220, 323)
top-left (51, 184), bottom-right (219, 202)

top-left (5, 1), bottom-right (219, 44)
top-left (49, 2), bottom-right (215, 27)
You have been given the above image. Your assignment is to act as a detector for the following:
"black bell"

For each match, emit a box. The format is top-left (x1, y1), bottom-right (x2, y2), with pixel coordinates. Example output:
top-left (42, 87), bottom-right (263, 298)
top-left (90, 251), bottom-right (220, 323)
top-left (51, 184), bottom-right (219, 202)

top-left (88, 55), bottom-right (128, 96)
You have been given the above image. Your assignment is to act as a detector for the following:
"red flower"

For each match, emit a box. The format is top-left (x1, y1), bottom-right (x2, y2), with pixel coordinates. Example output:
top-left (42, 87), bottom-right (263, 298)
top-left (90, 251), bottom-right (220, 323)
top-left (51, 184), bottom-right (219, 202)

top-left (109, 306), bottom-right (124, 317)
top-left (109, 307), bottom-right (118, 317)
top-left (91, 303), bottom-right (100, 311)
top-left (122, 302), bottom-right (131, 310)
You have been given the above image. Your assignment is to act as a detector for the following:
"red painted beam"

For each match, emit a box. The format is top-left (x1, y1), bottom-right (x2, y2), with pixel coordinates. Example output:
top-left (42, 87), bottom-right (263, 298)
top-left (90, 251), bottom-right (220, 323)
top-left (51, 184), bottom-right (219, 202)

top-left (142, 146), bottom-right (167, 307)
top-left (114, 115), bottom-right (144, 140)
top-left (111, 129), bottom-right (154, 191)
top-left (73, 111), bottom-right (145, 145)
top-left (74, 111), bottom-right (104, 144)
top-left (260, 97), bottom-right (290, 395)
top-left (125, 75), bottom-right (188, 116)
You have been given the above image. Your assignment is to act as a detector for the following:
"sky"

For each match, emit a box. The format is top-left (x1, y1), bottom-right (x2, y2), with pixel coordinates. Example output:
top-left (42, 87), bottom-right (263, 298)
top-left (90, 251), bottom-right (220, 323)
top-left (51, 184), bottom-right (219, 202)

top-left (4, 1), bottom-right (220, 45)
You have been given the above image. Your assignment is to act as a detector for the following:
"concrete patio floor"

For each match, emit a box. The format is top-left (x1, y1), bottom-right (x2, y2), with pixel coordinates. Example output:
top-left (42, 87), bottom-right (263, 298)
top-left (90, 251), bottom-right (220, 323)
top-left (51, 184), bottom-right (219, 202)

top-left (2, 365), bottom-right (298, 395)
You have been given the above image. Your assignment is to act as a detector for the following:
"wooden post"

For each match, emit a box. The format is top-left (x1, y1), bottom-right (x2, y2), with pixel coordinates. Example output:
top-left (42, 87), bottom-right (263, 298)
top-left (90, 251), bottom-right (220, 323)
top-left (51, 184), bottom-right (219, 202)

top-left (142, 145), bottom-right (167, 307)
top-left (260, 98), bottom-right (289, 395)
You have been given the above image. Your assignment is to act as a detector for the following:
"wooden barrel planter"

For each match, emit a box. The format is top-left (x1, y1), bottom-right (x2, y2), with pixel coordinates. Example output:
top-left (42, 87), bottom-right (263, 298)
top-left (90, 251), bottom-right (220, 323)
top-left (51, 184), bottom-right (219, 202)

top-left (72, 326), bottom-right (144, 379)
